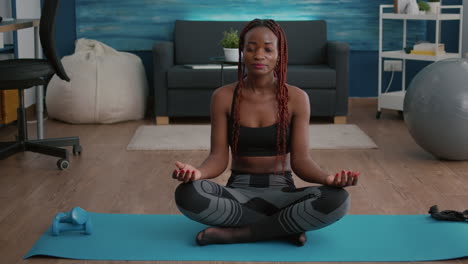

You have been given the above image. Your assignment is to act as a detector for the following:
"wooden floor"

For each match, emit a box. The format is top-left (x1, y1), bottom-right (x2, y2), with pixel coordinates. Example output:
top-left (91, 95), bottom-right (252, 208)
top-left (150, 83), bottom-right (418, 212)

top-left (0, 98), bottom-right (467, 264)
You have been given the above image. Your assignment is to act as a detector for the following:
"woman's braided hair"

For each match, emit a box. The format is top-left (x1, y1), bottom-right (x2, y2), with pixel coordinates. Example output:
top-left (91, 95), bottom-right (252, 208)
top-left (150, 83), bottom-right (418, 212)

top-left (231, 19), bottom-right (289, 174)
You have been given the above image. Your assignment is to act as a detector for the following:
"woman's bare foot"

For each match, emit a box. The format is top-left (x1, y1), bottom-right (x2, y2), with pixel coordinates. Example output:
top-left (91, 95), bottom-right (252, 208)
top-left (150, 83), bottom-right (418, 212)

top-left (196, 226), bottom-right (252, 246)
top-left (196, 227), bottom-right (307, 246)
top-left (285, 232), bottom-right (307, 246)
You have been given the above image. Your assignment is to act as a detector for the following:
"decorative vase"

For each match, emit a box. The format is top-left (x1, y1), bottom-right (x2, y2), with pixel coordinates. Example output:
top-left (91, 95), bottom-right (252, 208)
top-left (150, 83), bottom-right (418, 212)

top-left (406, 0), bottom-right (419, 15)
top-left (223, 48), bottom-right (239, 62)
top-left (428, 2), bottom-right (441, 14)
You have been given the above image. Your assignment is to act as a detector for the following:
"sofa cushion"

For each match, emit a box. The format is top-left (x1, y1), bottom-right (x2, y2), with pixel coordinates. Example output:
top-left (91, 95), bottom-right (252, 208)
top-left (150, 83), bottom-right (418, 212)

top-left (174, 20), bottom-right (327, 66)
top-left (168, 90), bottom-right (213, 116)
top-left (167, 65), bottom-right (237, 89)
top-left (168, 64), bottom-right (335, 89)
top-left (287, 65), bottom-right (336, 89)
top-left (279, 21), bottom-right (327, 65)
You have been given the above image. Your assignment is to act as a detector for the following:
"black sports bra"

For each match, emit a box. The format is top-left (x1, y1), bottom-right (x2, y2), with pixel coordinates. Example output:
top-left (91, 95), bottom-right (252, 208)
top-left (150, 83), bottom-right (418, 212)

top-left (228, 87), bottom-right (291, 157)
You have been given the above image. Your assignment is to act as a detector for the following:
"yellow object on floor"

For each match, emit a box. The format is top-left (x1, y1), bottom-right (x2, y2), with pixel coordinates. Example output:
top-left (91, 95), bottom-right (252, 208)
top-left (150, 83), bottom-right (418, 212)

top-left (0, 90), bottom-right (18, 124)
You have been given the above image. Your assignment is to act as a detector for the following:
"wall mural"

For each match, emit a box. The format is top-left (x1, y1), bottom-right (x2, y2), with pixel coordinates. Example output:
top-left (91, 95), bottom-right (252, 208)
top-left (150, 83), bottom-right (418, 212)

top-left (76, 0), bottom-right (426, 51)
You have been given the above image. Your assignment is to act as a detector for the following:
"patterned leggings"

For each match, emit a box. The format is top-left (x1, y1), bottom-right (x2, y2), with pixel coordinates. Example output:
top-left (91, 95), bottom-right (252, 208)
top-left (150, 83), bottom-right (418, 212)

top-left (174, 171), bottom-right (350, 238)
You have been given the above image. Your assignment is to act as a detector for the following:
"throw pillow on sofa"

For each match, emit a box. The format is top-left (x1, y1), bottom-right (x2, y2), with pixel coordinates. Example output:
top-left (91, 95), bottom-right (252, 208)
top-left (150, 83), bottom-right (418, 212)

top-left (46, 38), bottom-right (148, 124)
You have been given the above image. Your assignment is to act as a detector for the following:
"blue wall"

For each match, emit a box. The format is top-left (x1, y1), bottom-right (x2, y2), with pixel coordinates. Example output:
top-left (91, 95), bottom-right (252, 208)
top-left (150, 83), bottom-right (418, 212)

top-left (55, 0), bottom-right (76, 57)
top-left (75, 0), bottom-right (426, 52)
top-left (55, 0), bottom-right (462, 98)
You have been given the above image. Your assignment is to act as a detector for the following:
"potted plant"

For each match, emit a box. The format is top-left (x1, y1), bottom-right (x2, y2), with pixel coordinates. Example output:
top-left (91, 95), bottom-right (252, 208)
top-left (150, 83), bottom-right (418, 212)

top-left (427, 0), bottom-right (441, 14)
top-left (219, 28), bottom-right (240, 62)
top-left (418, 0), bottom-right (430, 14)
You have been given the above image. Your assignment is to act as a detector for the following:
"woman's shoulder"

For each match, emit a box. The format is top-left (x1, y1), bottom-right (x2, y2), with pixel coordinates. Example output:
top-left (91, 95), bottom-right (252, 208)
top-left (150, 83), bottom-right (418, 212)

top-left (286, 84), bottom-right (310, 117)
top-left (286, 84), bottom-right (308, 102)
top-left (211, 83), bottom-right (238, 116)
top-left (212, 82), bottom-right (237, 99)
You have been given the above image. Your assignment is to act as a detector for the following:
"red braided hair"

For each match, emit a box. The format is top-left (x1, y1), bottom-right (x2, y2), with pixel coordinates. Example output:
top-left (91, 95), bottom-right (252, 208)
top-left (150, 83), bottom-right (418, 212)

top-left (231, 19), bottom-right (289, 175)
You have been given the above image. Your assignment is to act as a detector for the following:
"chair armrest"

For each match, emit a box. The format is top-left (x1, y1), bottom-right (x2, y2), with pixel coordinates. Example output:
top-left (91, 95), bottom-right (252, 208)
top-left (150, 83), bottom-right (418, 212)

top-left (327, 41), bottom-right (349, 116)
top-left (153, 41), bottom-right (174, 116)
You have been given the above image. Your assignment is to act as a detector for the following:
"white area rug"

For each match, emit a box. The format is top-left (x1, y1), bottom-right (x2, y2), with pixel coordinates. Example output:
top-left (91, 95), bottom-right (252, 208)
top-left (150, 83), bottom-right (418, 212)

top-left (127, 124), bottom-right (377, 150)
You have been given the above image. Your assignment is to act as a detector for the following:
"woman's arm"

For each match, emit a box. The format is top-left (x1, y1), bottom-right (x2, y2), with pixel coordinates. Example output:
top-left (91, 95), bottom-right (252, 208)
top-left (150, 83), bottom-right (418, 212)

top-left (197, 87), bottom-right (231, 179)
top-left (289, 89), bottom-right (329, 184)
top-left (289, 88), bottom-right (358, 186)
top-left (173, 86), bottom-right (231, 182)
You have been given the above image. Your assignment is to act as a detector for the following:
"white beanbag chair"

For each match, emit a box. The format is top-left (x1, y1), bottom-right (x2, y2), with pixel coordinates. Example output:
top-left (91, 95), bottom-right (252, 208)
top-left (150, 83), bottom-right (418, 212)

top-left (46, 38), bottom-right (148, 124)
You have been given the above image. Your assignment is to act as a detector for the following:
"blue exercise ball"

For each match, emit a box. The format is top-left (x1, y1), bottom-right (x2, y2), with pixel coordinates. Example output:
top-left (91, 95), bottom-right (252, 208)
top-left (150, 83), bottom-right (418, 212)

top-left (403, 58), bottom-right (468, 160)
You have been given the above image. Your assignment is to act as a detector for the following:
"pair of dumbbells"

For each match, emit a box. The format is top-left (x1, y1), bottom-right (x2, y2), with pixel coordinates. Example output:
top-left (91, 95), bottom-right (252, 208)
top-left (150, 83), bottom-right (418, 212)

top-left (52, 207), bottom-right (93, 236)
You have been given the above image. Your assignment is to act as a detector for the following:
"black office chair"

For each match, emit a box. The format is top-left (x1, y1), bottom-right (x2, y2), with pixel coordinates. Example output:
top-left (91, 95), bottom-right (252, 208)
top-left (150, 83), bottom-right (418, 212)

top-left (0, 0), bottom-right (81, 170)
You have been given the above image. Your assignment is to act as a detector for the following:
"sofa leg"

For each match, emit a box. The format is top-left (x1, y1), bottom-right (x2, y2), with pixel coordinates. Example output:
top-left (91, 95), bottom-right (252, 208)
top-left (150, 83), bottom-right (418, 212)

top-left (333, 116), bottom-right (347, 124)
top-left (156, 116), bottom-right (169, 125)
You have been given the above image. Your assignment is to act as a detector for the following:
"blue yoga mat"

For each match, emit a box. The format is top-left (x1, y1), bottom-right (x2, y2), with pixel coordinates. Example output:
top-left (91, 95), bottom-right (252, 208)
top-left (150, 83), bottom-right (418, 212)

top-left (25, 213), bottom-right (467, 262)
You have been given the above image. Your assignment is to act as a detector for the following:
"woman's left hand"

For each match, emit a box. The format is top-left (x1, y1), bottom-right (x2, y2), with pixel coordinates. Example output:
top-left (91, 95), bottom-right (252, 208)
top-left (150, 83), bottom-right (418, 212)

top-left (325, 170), bottom-right (359, 187)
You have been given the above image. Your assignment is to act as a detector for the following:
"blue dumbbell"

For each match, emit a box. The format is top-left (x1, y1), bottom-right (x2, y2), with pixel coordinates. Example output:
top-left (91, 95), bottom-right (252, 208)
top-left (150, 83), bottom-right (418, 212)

top-left (52, 207), bottom-right (93, 236)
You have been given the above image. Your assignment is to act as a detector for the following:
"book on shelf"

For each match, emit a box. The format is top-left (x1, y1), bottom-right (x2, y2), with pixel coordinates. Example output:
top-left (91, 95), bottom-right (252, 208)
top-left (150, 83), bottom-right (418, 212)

top-left (184, 64), bottom-right (237, 69)
top-left (413, 43), bottom-right (445, 52)
top-left (410, 50), bottom-right (446, 56)
top-left (410, 42), bottom-right (445, 56)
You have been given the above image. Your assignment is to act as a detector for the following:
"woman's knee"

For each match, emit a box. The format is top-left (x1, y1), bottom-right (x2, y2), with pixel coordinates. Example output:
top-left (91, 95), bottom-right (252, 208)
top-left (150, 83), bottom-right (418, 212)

top-left (174, 180), bottom-right (244, 226)
top-left (313, 186), bottom-right (350, 216)
top-left (174, 181), bottom-right (212, 214)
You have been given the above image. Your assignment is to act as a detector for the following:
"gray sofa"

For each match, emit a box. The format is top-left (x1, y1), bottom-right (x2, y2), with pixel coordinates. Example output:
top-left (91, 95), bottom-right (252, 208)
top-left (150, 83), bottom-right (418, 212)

top-left (153, 20), bottom-right (349, 124)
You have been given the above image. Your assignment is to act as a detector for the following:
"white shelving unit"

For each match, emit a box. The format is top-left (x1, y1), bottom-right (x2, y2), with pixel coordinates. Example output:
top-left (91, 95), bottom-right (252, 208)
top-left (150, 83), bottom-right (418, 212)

top-left (377, 4), bottom-right (463, 118)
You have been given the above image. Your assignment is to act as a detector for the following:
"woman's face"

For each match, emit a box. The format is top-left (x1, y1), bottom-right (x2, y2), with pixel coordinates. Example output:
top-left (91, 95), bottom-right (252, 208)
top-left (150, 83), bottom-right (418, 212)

top-left (243, 26), bottom-right (279, 75)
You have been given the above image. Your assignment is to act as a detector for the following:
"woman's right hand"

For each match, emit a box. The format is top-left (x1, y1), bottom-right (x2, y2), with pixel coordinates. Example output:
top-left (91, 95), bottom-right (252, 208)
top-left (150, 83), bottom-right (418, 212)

top-left (325, 170), bottom-right (359, 188)
top-left (172, 161), bottom-right (202, 183)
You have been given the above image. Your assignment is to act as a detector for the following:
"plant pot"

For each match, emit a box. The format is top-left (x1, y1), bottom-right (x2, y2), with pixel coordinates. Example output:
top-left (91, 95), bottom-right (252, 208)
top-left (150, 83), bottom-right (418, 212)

top-left (428, 2), bottom-right (440, 14)
top-left (223, 48), bottom-right (239, 62)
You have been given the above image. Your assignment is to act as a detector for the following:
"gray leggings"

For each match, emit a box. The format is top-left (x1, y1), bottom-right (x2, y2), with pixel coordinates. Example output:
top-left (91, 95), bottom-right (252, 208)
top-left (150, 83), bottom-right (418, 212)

top-left (175, 171), bottom-right (350, 238)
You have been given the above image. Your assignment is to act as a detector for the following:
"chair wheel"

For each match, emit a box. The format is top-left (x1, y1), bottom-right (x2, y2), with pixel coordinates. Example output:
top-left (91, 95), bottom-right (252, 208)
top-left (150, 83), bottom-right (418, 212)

top-left (73, 145), bottom-right (82, 155)
top-left (57, 159), bottom-right (70, 170)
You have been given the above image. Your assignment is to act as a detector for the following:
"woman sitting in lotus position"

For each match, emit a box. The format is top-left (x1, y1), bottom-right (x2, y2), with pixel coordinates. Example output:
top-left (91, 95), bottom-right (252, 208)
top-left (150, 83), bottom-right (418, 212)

top-left (172, 18), bottom-right (359, 246)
